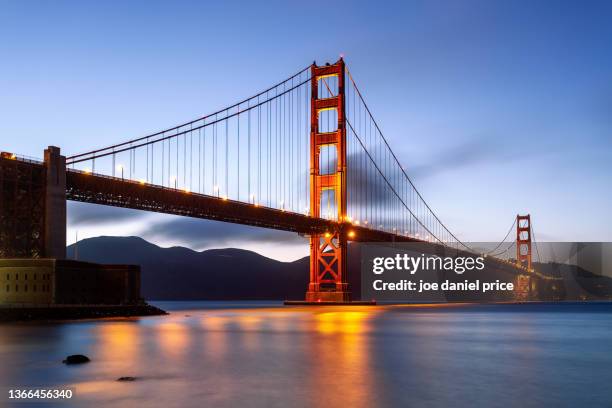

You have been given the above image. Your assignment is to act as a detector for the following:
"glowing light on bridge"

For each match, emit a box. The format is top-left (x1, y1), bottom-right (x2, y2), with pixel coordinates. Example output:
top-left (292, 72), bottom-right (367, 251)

top-left (116, 164), bottom-right (124, 179)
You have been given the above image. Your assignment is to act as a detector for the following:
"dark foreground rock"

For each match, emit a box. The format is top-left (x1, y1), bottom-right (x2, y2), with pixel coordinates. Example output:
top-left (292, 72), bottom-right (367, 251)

top-left (63, 354), bottom-right (90, 365)
top-left (0, 304), bottom-right (167, 322)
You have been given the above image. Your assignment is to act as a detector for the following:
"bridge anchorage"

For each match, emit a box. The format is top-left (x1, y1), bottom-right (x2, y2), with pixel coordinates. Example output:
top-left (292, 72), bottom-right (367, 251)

top-left (0, 57), bottom-right (554, 304)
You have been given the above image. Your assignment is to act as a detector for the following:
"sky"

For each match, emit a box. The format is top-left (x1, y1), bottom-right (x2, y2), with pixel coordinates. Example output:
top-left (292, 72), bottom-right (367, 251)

top-left (1, 0), bottom-right (611, 261)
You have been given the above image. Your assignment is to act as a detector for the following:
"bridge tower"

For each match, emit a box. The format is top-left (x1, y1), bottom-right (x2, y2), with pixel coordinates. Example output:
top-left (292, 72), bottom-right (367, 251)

top-left (306, 58), bottom-right (350, 302)
top-left (44, 146), bottom-right (67, 259)
top-left (516, 214), bottom-right (532, 271)
top-left (0, 146), bottom-right (66, 259)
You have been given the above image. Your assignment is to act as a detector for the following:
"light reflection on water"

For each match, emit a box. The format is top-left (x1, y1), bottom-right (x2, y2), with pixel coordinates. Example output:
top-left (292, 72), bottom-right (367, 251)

top-left (0, 302), bottom-right (611, 408)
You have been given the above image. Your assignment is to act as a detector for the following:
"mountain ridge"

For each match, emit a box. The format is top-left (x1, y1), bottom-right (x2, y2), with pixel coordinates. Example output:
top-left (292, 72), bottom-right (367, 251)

top-left (67, 236), bottom-right (311, 300)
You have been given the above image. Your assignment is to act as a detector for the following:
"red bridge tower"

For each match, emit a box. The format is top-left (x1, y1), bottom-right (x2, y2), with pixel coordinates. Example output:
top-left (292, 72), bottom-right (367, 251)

top-left (516, 214), bottom-right (532, 271)
top-left (306, 58), bottom-right (350, 302)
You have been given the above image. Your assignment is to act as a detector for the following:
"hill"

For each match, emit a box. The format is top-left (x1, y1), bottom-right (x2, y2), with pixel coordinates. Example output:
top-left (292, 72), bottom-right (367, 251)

top-left (67, 236), bottom-right (311, 300)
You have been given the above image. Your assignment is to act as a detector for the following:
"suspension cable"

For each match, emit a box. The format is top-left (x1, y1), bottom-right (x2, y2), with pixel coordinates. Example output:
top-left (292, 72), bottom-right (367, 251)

top-left (68, 78), bottom-right (310, 164)
top-left (486, 218), bottom-right (517, 255)
top-left (531, 223), bottom-right (542, 264)
top-left (344, 64), bottom-right (474, 251)
top-left (67, 65), bottom-right (312, 161)
top-left (346, 116), bottom-right (446, 245)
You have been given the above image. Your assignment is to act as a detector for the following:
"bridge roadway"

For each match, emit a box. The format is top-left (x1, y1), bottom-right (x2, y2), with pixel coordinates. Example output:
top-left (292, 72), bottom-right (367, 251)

top-left (2, 156), bottom-right (543, 286)
top-left (66, 168), bottom-right (418, 243)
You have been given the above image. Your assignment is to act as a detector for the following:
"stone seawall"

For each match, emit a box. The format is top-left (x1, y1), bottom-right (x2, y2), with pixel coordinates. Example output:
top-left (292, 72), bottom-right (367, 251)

top-left (0, 303), bottom-right (167, 322)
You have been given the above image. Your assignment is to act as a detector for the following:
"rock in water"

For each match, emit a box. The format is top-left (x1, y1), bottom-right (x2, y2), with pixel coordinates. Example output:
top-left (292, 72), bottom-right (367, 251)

top-left (62, 354), bottom-right (90, 365)
top-left (117, 377), bottom-right (137, 382)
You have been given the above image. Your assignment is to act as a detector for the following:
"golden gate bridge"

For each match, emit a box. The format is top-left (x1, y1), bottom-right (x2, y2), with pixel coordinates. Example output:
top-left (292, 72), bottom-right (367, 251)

top-left (0, 58), bottom-right (543, 302)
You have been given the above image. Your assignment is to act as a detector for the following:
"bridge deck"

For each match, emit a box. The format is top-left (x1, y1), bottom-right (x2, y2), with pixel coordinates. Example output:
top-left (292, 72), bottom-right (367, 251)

top-left (1, 158), bottom-right (537, 277)
top-left (65, 169), bottom-right (417, 243)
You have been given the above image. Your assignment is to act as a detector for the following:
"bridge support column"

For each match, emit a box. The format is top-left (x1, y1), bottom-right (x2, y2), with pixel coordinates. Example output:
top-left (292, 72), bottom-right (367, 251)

top-left (44, 146), bottom-right (66, 259)
top-left (306, 58), bottom-right (351, 302)
top-left (516, 214), bottom-right (532, 271)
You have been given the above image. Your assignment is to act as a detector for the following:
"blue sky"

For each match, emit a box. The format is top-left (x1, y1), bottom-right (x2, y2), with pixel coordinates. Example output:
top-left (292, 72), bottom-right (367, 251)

top-left (1, 0), bottom-right (611, 260)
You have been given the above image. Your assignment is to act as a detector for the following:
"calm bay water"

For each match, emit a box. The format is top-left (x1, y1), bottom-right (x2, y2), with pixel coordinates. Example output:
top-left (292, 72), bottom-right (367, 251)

top-left (1, 302), bottom-right (611, 407)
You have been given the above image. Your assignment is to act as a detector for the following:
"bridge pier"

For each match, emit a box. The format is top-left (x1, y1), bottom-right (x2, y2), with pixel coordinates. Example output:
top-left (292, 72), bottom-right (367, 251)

top-left (306, 230), bottom-right (350, 302)
top-left (514, 274), bottom-right (537, 301)
top-left (43, 146), bottom-right (67, 259)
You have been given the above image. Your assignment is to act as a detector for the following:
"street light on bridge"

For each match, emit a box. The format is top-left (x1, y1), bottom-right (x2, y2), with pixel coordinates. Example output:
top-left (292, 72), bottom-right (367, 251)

top-left (116, 164), bottom-right (124, 180)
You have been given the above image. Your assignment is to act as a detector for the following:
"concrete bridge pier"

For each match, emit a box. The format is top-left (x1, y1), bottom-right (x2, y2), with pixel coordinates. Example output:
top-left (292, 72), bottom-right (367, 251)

top-left (43, 146), bottom-right (66, 259)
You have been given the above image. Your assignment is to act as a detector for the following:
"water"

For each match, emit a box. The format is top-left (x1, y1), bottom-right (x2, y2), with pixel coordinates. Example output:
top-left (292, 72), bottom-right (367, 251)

top-left (1, 302), bottom-right (611, 408)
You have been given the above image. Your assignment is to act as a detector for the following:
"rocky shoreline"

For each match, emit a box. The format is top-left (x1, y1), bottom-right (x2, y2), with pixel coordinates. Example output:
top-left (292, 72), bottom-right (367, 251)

top-left (0, 303), bottom-right (167, 322)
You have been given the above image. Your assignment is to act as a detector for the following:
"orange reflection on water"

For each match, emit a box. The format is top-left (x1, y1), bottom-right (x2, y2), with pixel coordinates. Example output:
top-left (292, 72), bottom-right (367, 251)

top-left (200, 315), bottom-right (227, 330)
top-left (314, 307), bottom-right (378, 335)
top-left (156, 320), bottom-right (190, 358)
top-left (235, 314), bottom-right (263, 351)
top-left (265, 310), bottom-right (294, 331)
top-left (202, 319), bottom-right (228, 361)
top-left (308, 307), bottom-right (378, 408)
top-left (93, 322), bottom-right (140, 370)
top-left (235, 314), bottom-right (263, 331)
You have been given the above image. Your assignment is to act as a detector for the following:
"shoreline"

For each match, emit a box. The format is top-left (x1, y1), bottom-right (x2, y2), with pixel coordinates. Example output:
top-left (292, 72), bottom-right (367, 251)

top-left (0, 303), bottom-right (168, 322)
top-left (2, 300), bottom-right (610, 322)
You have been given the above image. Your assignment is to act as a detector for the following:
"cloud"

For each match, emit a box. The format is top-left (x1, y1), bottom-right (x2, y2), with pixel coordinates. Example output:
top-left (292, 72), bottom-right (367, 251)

top-left (66, 202), bottom-right (309, 260)
top-left (140, 216), bottom-right (306, 250)
top-left (344, 136), bottom-right (510, 204)
top-left (404, 136), bottom-right (509, 180)
top-left (399, 133), bottom-right (564, 180)
top-left (68, 201), bottom-right (148, 226)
